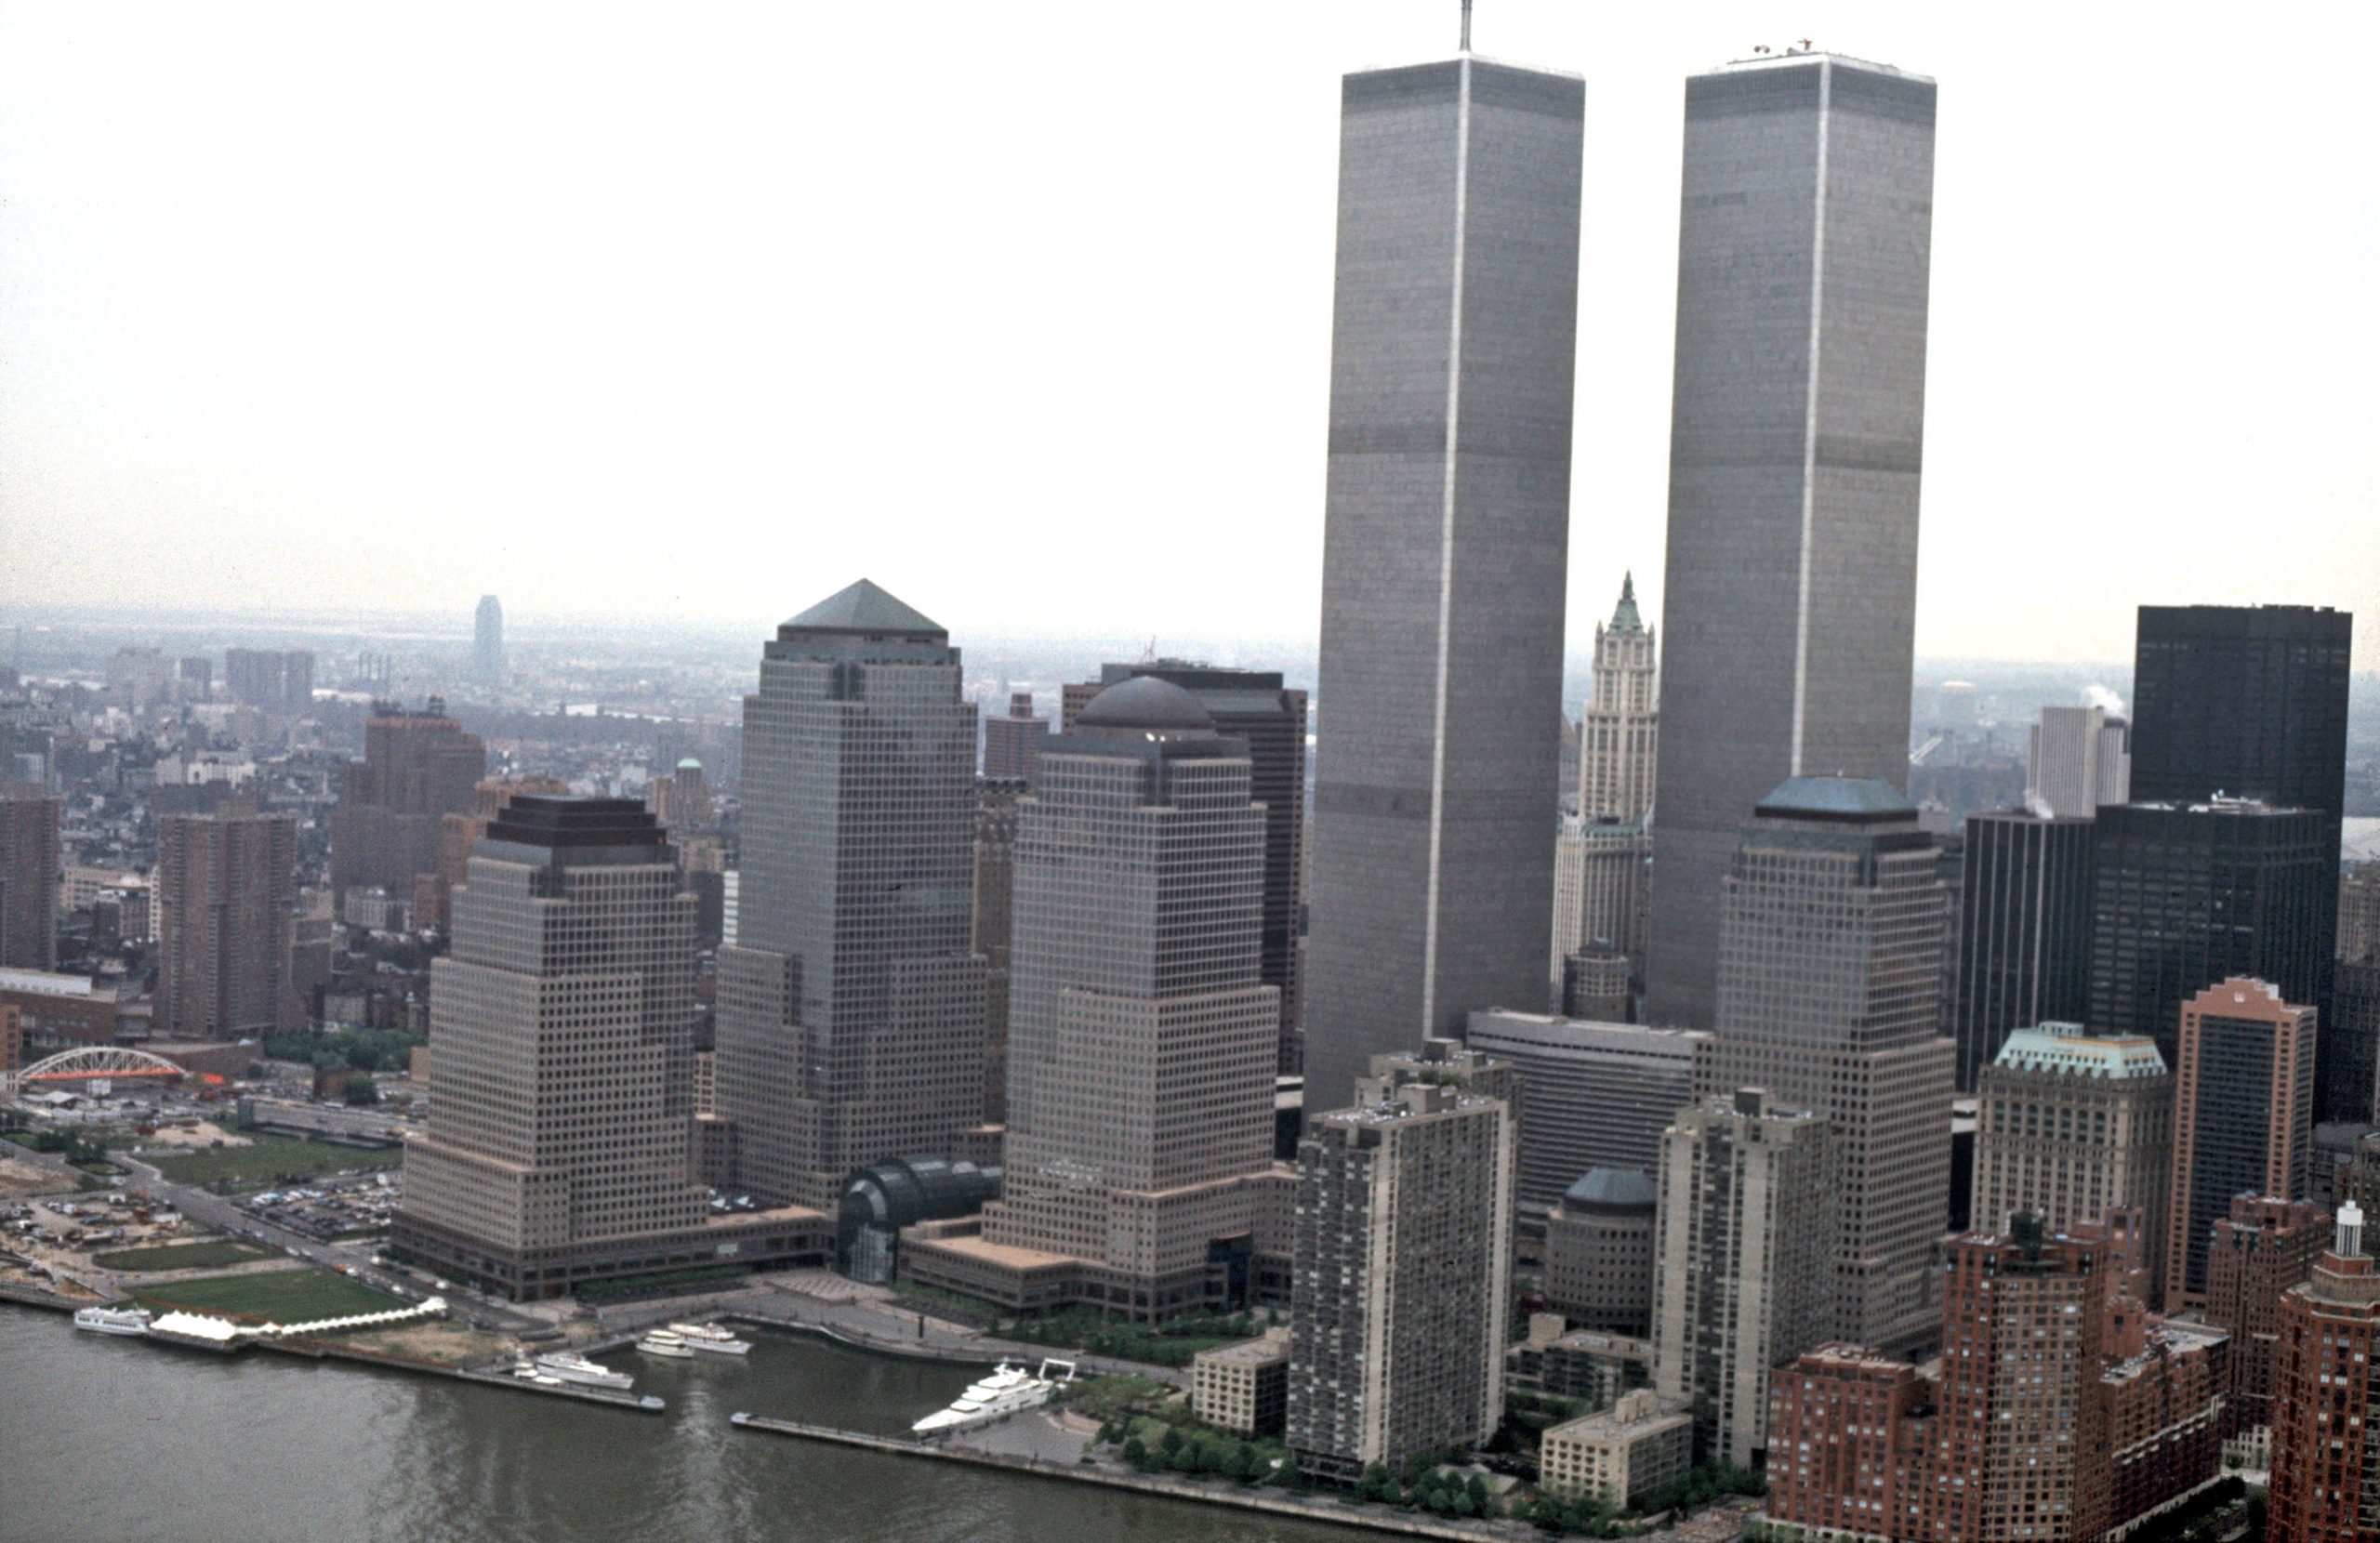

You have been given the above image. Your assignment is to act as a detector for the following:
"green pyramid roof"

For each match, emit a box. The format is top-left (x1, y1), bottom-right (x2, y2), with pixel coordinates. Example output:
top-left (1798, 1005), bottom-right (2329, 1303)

top-left (781, 578), bottom-right (945, 637)
top-left (1609, 572), bottom-right (1645, 633)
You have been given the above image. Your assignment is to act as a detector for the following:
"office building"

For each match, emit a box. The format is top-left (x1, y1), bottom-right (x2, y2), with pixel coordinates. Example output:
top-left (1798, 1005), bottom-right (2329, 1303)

top-left (2205, 1194), bottom-right (2327, 1435)
top-left (714, 580), bottom-right (988, 1211)
top-left (1062, 662), bottom-right (1307, 1068)
top-left (418, 776), bottom-right (570, 932)
top-left (1699, 779), bottom-right (1954, 1355)
top-left (2088, 799), bottom-right (2329, 1075)
top-left (2167, 978), bottom-right (2319, 1303)
top-left (177, 655), bottom-right (212, 699)
top-left (1539, 1391), bottom-right (1694, 1510)
top-left (329, 706), bottom-right (485, 900)
top-left (1506, 1315), bottom-right (1657, 1408)
top-left (1952, 810), bottom-right (2095, 1090)
top-left (1304, 45), bottom-right (1583, 1114)
top-left (1552, 816), bottom-right (1651, 998)
top-left (156, 801), bottom-right (296, 1039)
top-left (392, 798), bottom-right (828, 1297)
top-left (2025, 705), bottom-right (2131, 818)
top-left (971, 778), bottom-right (1022, 1125)
top-left (222, 648), bottom-right (314, 715)
top-left (2344, 865), bottom-right (2380, 964)
top-left (1543, 1167), bottom-right (1659, 1337)
top-left (1653, 1088), bottom-right (1840, 1467)
top-left (0, 783), bottom-right (60, 969)
top-left (1560, 946), bottom-right (1633, 1023)
top-left (1464, 1008), bottom-right (1707, 1231)
top-left (1286, 1068), bottom-right (1514, 1483)
top-left (2333, 961), bottom-right (2380, 1124)
top-left (982, 691), bottom-right (1047, 781)
top-left (911, 678), bottom-right (1282, 1319)
top-left (1646, 53), bottom-right (1937, 1032)
top-left (645, 757), bottom-right (712, 832)
top-left (1580, 574), bottom-right (1659, 824)
top-left (1191, 1329), bottom-right (1291, 1437)
top-left (1763, 1213), bottom-right (2223, 1543)
top-left (1970, 1024), bottom-right (2175, 1300)
top-left (2267, 1202), bottom-right (2380, 1543)
top-left (472, 594), bottom-right (503, 682)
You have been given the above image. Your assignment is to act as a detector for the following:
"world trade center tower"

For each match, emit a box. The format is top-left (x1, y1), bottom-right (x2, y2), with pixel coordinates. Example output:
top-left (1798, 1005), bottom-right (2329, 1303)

top-left (1646, 53), bottom-right (1937, 1030)
top-left (1304, 47), bottom-right (1584, 1114)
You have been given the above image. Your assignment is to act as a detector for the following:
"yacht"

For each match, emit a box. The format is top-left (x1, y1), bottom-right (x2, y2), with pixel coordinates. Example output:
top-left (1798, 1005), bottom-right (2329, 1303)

top-left (911, 1358), bottom-right (1078, 1434)
top-left (509, 1362), bottom-right (566, 1387)
top-left (637, 1331), bottom-right (695, 1358)
top-left (73, 1307), bottom-right (152, 1337)
top-left (667, 1322), bottom-right (752, 1356)
top-left (532, 1351), bottom-right (634, 1390)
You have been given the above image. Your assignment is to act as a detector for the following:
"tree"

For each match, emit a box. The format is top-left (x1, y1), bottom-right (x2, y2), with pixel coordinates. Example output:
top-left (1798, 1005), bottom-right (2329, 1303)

top-left (1452, 1492), bottom-right (1478, 1518)
top-left (1530, 1495), bottom-right (1569, 1532)
top-left (1223, 1444), bottom-right (1255, 1483)
top-left (1355, 1462), bottom-right (1392, 1503)
top-left (1158, 1426), bottom-right (1184, 1457)
top-left (344, 1074), bottom-right (379, 1105)
top-left (1121, 1435), bottom-right (1150, 1470)
top-left (1276, 1455), bottom-right (1308, 1492)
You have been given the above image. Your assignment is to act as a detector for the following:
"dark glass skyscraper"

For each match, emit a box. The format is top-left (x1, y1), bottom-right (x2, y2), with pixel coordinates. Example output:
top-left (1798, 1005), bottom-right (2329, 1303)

top-left (1304, 48), bottom-right (1584, 1114)
top-left (1647, 54), bottom-right (1937, 1031)
top-left (1952, 810), bottom-right (2096, 1090)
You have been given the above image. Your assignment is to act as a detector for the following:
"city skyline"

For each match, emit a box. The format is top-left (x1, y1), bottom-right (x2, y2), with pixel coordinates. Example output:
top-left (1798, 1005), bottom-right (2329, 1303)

top-left (2, 4), bottom-right (2373, 666)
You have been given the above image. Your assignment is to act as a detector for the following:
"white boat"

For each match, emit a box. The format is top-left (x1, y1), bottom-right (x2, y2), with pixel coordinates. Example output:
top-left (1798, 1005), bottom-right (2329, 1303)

top-left (911, 1358), bottom-right (1078, 1434)
top-left (73, 1307), bottom-right (152, 1337)
top-left (533, 1352), bottom-right (634, 1390)
top-left (667, 1322), bottom-right (752, 1355)
top-left (637, 1332), bottom-right (695, 1358)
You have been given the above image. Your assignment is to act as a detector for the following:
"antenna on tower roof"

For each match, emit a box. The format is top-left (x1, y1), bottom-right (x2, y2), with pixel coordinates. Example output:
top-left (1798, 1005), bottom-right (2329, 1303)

top-left (1460, 0), bottom-right (1473, 53)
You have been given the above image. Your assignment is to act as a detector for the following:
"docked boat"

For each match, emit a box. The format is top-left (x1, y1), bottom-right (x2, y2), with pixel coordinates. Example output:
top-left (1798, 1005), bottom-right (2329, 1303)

top-left (637, 1331), bottom-right (695, 1358)
top-left (911, 1358), bottom-right (1078, 1434)
top-left (532, 1352), bottom-right (634, 1390)
top-left (667, 1322), bottom-right (752, 1356)
top-left (509, 1362), bottom-right (566, 1387)
top-left (73, 1307), bottom-right (152, 1337)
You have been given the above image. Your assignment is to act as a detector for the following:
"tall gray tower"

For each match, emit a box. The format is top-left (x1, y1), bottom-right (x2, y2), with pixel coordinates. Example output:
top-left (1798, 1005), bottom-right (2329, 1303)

top-left (1646, 54), bottom-right (1937, 1030)
top-left (472, 594), bottom-right (503, 683)
top-left (713, 579), bottom-right (987, 1211)
top-left (1304, 46), bottom-right (1585, 1114)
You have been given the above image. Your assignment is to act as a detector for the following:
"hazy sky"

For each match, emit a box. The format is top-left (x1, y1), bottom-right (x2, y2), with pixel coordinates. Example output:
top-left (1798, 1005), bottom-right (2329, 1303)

top-left (2, 2), bottom-right (2373, 667)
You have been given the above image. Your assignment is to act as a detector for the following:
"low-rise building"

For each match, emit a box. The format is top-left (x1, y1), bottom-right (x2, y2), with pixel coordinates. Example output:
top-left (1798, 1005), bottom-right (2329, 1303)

top-left (1505, 1315), bottom-right (1656, 1408)
top-left (1192, 1327), bottom-right (1291, 1436)
top-left (1540, 1390), bottom-right (1694, 1509)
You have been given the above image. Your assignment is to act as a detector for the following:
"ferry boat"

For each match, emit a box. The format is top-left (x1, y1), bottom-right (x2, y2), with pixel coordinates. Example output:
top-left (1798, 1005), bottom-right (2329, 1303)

top-left (73, 1307), bottom-right (152, 1337)
top-left (637, 1331), bottom-right (695, 1358)
top-left (911, 1358), bottom-right (1078, 1434)
top-left (666, 1322), bottom-right (752, 1356)
top-left (532, 1352), bottom-right (634, 1390)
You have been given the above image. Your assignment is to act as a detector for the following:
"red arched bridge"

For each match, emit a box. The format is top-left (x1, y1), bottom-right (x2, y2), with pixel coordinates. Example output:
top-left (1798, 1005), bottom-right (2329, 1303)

top-left (7, 1047), bottom-right (190, 1098)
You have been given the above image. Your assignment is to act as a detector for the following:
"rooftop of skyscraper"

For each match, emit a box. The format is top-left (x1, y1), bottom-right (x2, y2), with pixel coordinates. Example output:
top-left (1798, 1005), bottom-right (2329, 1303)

top-left (1753, 776), bottom-right (1917, 822)
top-left (1992, 1024), bottom-right (2167, 1080)
top-left (779, 577), bottom-right (945, 640)
top-left (1712, 47), bottom-right (1932, 84)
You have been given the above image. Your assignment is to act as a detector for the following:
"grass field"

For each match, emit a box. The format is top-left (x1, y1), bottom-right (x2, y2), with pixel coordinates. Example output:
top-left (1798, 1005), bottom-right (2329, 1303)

top-left (93, 1239), bottom-right (272, 1273)
top-left (144, 1138), bottom-right (397, 1190)
top-left (134, 1266), bottom-right (406, 1325)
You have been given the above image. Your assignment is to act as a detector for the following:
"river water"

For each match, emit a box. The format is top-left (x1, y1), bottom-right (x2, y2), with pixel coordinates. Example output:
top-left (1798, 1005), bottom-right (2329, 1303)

top-left (0, 1308), bottom-right (1354, 1543)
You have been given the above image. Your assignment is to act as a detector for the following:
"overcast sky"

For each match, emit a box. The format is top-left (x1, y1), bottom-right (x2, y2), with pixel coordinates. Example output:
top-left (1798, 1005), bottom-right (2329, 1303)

top-left (2, 1), bottom-right (2373, 666)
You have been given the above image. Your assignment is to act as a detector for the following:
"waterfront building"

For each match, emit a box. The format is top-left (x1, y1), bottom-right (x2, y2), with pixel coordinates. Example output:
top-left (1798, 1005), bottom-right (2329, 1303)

top-left (1538, 1390), bottom-right (1693, 1510)
top-left (0, 782), bottom-right (60, 969)
top-left (472, 594), bottom-right (503, 682)
top-left (2167, 978), bottom-right (2319, 1303)
top-left (1191, 1328), bottom-right (1291, 1437)
top-left (329, 705), bottom-right (485, 900)
top-left (1646, 52), bottom-right (1937, 1032)
top-left (982, 691), bottom-right (1047, 782)
top-left (2205, 1194), bottom-right (2328, 1435)
top-left (1579, 574), bottom-right (1658, 824)
top-left (2267, 1202), bottom-right (2380, 1543)
top-left (713, 580), bottom-right (988, 1212)
top-left (1653, 1088), bottom-right (1840, 1467)
top-left (1062, 662), bottom-right (1307, 1070)
top-left (2025, 705), bottom-right (2131, 818)
top-left (1463, 1008), bottom-right (1706, 1233)
top-left (1952, 809), bottom-right (2095, 1090)
top-left (2088, 798), bottom-right (2329, 1076)
top-left (910, 678), bottom-right (1282, 1320)
top-left (1698, 778), bottom-right (1954, 1355)
top-left (1542, 1167), bottom-right (1658, 1337)
top-left (156, 800), bottom-right (295, 1039)
top-left (1286, 1068), bottom-right (1514, 1483)
top-left (1969, 1024), bottom-right (2174, 1300)
top-left (394, 798), bottom-right (828, 1297)
top-left (1303, 42), bottom-right (1583, 1115)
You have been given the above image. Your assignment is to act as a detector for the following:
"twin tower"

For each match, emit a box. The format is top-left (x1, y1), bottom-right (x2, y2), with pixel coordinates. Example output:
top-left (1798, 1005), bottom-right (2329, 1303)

top-left (1305, 46), bottom-right (1937, 1107)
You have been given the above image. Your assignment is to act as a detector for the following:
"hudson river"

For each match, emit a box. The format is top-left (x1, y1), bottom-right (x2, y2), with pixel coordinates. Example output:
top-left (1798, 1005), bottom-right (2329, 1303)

top-left (0, 1308), bottom-right (1354, 1543)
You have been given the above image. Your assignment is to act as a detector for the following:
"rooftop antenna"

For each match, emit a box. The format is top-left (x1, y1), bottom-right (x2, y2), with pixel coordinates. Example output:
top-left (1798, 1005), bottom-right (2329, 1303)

top-left (1460, 0), bottom-right (1472, 53)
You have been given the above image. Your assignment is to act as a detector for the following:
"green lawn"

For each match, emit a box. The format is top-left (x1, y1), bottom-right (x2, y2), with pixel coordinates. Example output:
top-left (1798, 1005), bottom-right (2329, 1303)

top-left (134, 1267), bottom-right (406, 1326)
top-left (93, 1239), bottom-right (272, 1273)
top-left (144, 1138), bottom-right (397, 1190)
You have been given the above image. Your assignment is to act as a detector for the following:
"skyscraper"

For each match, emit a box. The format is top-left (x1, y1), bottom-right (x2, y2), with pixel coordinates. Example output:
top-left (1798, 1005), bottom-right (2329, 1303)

top-left (2088, 798), bottom-right (2330, 1075)
top-left (1552, 816), bottom-right (1651, 1000)
top-left (2026, 704), bottom-right (2131, 817)
top-left (2166, 978), bottom-right (2319, 1303)
top-left (329, 706), bottom-right (485, 900)
top-left (472, 594), bottom-right (504, 683)
top-left (1062, 662), bottom-right (1307, 1066)
top-left (981, 691), bottom-right (1046, 782)
top-left (1652, 1088), bottom-right (1841, 1467)
top-left (1952, 809), bottom-right (2096, 1089)
top-left (1699, 778), bottom-right (1954, 1355)
top-left (1580, 574), bottom-right (1658, 824)
top-left (0, 783), bottom-right (60, 969)
top-left (1303, 45), bottom-right (1584, 1114)
top-left (911, 678), bottom-right (1282, 1318)
top-left (2204, 1194), bottom-right (2328, 1435)
top-left (222, 648), bottom-right (314, 716)
top-left (713, 580), bottom-right (987, 1211)
top-left (1646, 52), bottom-right (1937, 1032)
top-left (156, 801), bottom-right (295, 1039)
top-left (970, 777), bottom-right (1022, 1126)
top-left (393, 798), bottom-right (829, 1297)
top-left (2267, 1202), bottom-right (2380, 1543)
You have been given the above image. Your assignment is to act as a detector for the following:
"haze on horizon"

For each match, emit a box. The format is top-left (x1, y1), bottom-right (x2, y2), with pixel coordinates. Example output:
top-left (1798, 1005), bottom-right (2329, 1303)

top-left (2, 1), bottom-right (2373, 667)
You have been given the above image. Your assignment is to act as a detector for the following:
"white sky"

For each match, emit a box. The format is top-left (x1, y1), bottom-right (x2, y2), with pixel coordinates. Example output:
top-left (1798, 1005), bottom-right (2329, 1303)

top-left (2, 1), bottom-right (2373, 666)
